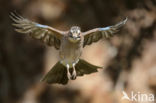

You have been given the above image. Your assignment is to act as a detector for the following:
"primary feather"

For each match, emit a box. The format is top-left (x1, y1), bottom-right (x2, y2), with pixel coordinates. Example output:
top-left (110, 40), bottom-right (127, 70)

top-left (10, 12), bottom-right (65, 49)
top-left (82, 18), bottom-right (127, 47)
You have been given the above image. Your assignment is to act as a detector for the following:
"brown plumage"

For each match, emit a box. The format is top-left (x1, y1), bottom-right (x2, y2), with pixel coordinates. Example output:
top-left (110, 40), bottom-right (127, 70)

top-left (10, 12), bottom-right (127, 85)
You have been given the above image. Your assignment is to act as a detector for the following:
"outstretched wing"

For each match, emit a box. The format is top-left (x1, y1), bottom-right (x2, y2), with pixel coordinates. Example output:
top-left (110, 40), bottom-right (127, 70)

top-left (82, 18), bottom-right (127, 47)
top-left (10, 12), bottom-right (66, 49)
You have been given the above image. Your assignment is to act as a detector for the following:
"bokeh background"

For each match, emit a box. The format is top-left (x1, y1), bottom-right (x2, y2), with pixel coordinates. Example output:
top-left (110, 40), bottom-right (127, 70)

top-left (0, 0), bottom-right (156, 103)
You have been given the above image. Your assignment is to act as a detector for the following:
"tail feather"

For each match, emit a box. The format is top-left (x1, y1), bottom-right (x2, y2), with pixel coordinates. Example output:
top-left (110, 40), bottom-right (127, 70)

top-left (41, 62), bottom-right (68, 85)
top-left (41, 59), bottom-right (102, 85)
top-left (76, 59), bottom-right (102, 76)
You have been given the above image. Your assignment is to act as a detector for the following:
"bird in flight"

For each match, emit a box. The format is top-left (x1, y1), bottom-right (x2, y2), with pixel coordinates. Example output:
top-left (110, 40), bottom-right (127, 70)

top-left (10, 12), bottom-right (127, 85)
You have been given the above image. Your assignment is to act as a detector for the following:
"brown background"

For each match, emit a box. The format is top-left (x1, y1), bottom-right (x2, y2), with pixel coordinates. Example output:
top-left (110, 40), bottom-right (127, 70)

top-left (0, 0), bottom-right (156, 103)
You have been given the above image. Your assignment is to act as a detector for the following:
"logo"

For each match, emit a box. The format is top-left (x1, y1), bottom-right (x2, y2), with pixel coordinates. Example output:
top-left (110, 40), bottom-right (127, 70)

top-left (122, 91), bottom-right (155, 102)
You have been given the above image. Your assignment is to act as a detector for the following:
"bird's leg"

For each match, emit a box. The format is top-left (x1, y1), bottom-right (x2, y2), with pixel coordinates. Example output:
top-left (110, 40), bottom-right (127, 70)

top-left (71, 63), bottom-right (77, 80)
top-left (66, 64), bottom-right (71, 80)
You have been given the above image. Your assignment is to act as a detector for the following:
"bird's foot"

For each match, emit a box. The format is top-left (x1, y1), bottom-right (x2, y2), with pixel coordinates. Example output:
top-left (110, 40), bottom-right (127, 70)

top-left (71, 70), bottom-right (76, 80)
top-left (66, 63), bottom-right (77, 80)
top-left (67, 71), bottom-right (71, 80)
top-left (66, 64), bottom-right (71, 80)
top-left (71, 63), bottom-right (77, 80)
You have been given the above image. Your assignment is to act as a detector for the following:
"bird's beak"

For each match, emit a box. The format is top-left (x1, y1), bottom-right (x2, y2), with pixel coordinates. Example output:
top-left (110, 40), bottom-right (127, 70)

top-left (72, 33), bottom-right (78, 39)
top-left (73, 36), bottom-right (77, 40)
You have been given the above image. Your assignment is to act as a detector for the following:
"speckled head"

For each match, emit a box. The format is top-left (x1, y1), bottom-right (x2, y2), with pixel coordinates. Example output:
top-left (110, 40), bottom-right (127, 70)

top-left (70, 26), bottom-right (81, 35)
top-left (69, 26), bottom-right (81, 42)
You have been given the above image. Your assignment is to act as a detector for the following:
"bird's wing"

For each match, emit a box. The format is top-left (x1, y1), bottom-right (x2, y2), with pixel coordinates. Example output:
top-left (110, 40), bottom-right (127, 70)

top-left (10, 12), bottom-right (66, 49)
top-left (82, 18), bottom-right (127, 47)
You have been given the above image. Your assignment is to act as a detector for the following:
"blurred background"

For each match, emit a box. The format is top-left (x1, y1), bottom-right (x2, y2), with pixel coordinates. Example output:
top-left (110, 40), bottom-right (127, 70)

top-left (0, 0), bottom-right (156, 103)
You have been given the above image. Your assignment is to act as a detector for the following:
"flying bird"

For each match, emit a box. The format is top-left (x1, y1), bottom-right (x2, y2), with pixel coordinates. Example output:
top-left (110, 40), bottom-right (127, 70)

top-left (10, 12), bottom-right (127, 85)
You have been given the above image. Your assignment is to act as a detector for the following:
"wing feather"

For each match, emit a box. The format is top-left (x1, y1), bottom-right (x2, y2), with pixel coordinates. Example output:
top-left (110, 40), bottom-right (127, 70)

top-left (10, 12), bottom-right (65, 49)
top-left (82, 18), bottom-right (127, 47)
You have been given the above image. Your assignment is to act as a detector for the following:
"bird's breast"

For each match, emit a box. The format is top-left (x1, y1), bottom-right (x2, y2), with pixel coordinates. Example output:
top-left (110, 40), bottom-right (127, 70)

top-left (59, 37), bottom-right (83, 66)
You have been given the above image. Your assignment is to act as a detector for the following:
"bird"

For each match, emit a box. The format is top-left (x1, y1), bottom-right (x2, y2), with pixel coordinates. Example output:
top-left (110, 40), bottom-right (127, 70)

top-left (10, 12), bottom-right (127, 85)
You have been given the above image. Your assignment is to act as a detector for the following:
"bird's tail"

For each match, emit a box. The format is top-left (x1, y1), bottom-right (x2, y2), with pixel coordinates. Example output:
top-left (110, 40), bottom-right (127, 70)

top-left (41, 59), bottom-right (102, 85)
top-left (75, 59), bottom-right (102, 76)
top-left (41, 62), bottom-right (68, 85)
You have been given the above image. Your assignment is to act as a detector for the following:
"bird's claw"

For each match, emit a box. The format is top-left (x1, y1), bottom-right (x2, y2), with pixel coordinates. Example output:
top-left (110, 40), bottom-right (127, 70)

top-left (71, 63), bottom-right (77, 80)
top-left (66, 64), bottom-right (71, 80)
top-left (67, 71), bottom-right (76, 80)
top-left (67, 71), bottom-right (71, 80)
top-left (66, 63), bottom-right (77, 80)
top-left (71, 71), bottom-right (77, 80)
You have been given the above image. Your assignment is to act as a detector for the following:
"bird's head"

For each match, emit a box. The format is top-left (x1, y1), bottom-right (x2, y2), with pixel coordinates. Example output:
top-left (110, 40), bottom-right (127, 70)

top-left (68, 26), bottom-right (81, 43)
